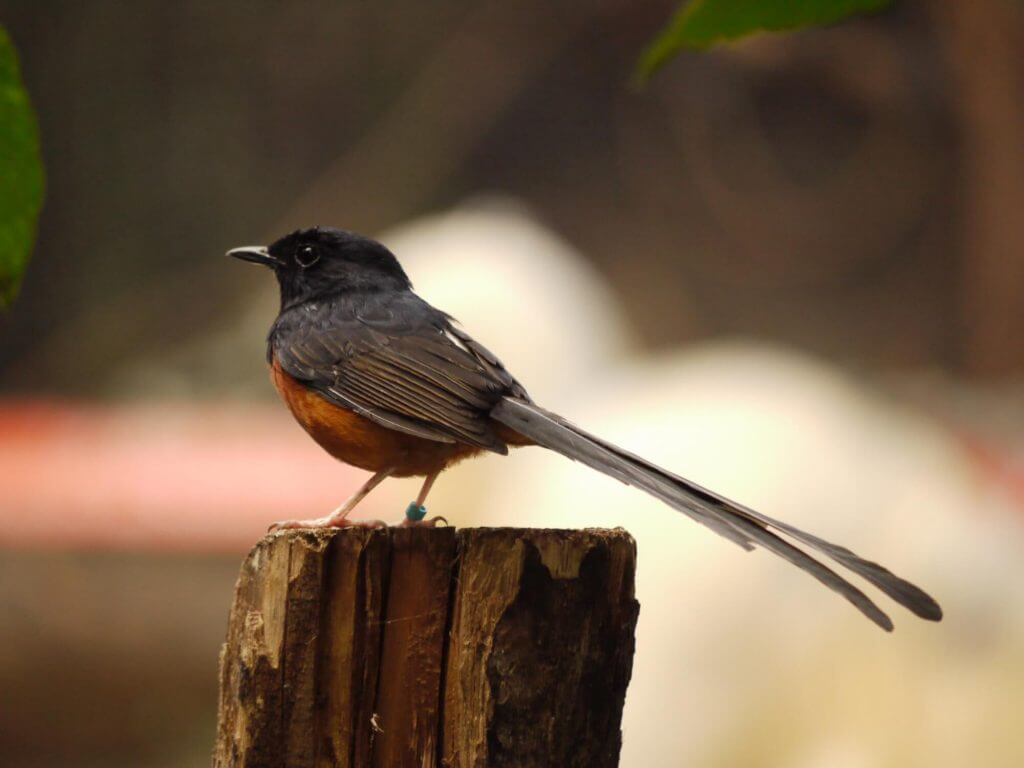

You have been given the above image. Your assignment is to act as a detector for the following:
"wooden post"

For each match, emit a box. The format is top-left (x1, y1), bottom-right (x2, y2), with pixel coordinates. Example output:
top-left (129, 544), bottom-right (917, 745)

top-left (213, 527), bottom-right (638, 768)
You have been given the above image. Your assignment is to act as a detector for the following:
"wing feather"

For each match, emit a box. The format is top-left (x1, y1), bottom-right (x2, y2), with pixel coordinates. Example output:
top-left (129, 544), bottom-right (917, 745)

top-left (272, 300), bottom-right (522, 453)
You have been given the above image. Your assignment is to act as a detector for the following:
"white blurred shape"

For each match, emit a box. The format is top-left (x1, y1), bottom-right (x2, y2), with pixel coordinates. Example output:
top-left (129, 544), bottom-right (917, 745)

top-left (380, 197), bottom-right (634, 397)
top-left (369, 197), bottom-right (638, 514)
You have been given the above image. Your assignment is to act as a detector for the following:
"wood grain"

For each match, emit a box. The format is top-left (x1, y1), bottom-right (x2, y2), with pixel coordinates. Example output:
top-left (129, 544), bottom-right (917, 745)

top-left (213, 527), bottom-right (637, 768)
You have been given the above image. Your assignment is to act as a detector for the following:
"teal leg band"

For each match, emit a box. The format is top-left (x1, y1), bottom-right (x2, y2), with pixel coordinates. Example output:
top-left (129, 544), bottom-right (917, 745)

top-left (405, 503), bottom-right (427, 522)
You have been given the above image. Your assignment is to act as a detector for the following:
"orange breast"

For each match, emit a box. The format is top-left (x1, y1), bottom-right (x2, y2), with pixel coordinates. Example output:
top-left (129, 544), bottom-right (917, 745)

top-left (270, 359), bottom-right (483, 477)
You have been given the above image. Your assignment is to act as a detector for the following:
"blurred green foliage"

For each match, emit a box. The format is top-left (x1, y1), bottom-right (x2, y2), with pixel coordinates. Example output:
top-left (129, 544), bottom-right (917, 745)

top-left (0, 26), bottom-right (44, 309)
top-left (637, 0), bottom-right (892, 80)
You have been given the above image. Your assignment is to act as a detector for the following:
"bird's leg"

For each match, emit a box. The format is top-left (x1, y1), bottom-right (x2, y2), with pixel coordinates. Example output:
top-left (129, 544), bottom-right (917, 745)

top-left (400, 470), bottom-right (447, 527)
top-left (269, 468), bottom-right (394, 531)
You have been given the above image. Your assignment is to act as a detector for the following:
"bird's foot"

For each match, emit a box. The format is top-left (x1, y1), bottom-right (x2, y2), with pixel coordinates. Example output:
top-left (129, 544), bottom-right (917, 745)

top-left (398, 503), bottom-right (448, 528)
top-left (268, 515), bottom-right (387, 532)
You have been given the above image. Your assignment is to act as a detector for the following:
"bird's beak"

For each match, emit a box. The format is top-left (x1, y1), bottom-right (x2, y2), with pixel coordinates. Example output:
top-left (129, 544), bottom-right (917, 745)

top-left (227, 245), bottom-right (279, 267)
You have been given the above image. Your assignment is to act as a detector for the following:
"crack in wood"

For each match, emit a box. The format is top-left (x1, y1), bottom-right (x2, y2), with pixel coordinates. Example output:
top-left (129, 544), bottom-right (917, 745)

top-left (213, 527), bottom-right (637, 768)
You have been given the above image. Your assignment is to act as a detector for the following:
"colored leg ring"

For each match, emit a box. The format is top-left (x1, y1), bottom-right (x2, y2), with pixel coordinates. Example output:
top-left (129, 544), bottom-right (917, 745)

top-left (405, 502), bottom-right (427, 522)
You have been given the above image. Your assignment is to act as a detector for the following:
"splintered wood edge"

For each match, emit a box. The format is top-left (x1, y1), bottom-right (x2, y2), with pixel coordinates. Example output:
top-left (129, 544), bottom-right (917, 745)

top-left (214, 527), bottom-right (637, 768)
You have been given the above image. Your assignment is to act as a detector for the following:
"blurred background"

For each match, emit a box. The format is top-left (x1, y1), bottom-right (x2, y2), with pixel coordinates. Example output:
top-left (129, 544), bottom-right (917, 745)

top-left (2, 1), bottom-right (1023, 766)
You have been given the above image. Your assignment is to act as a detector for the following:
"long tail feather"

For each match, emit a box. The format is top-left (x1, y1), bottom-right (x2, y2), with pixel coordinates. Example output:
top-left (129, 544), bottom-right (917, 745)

top-left (491, 397), bottom-right (942, 630)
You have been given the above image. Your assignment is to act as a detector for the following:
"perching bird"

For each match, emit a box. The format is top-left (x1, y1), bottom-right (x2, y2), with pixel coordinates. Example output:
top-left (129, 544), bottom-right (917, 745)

top-left (229, 226), bottom-right (942, 631)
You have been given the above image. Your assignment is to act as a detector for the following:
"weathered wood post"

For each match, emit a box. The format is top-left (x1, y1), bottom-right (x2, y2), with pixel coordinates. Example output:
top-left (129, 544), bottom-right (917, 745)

top-left (213, 527), bottom-right (638, 768)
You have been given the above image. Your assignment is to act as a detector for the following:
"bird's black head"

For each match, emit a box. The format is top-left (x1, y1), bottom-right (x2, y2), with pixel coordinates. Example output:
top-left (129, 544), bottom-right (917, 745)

top-left (228, 226), bottom-right (411, 309)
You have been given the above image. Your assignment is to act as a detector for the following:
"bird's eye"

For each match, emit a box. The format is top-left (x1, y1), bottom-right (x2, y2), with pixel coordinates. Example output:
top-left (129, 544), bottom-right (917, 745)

top-left (295, 244), bottom-right (320, 268)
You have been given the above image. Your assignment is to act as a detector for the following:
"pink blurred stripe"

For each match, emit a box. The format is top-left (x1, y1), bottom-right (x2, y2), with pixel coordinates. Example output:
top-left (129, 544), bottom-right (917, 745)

top-left (0, 400), bottom-right (371, 553)
top-left (3, 400), bottom-right (1019, 554)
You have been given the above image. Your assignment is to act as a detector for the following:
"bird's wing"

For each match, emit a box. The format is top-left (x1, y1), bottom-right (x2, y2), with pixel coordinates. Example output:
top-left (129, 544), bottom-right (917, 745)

top-left (273, 299), bottom-right (516, 452)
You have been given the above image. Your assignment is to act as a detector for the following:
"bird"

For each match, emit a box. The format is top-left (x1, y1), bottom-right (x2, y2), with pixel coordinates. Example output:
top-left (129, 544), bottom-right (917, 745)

top-left (229, 226), bottom-right (942, 631)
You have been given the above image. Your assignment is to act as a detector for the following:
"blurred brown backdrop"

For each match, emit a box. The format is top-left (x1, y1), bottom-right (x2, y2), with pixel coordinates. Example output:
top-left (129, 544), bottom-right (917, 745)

top-left (4, 0), bottom-right (1024, 397)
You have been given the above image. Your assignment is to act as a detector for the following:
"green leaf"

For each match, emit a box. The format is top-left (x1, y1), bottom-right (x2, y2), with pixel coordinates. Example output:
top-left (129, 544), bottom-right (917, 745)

top-left (0, 26), bottom-right (44, 308)
top-left (636, 0), bottom-right (892, 82)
